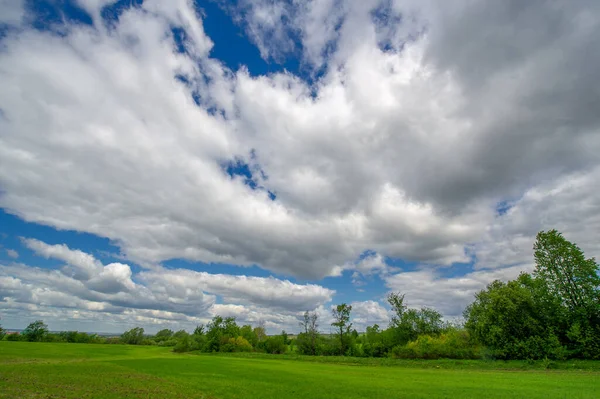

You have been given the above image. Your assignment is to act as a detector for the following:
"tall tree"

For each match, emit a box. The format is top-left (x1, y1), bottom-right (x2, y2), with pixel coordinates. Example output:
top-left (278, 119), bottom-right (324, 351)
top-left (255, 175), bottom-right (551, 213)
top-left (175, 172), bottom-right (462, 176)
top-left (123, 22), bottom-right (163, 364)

top-left (387, 292), bottom-right (406, 328)
top-left (23, 320), bottom-right (48, 342)
top-left (121, 327), bottom-right (144, 345)
top-left (533, 230), bottom-right (600, 311)
top-left (298, 311), bottom-right (319, 355)
top-left (331, 303), bottom-right (352, 355)
top-left (534, 230), bottom-right (600, 358)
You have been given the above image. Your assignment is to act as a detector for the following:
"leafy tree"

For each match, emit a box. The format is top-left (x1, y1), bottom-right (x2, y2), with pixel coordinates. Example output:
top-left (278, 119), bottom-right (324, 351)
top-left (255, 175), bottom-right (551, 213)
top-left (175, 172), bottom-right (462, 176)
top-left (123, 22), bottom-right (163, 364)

top-left (173, 334), bottom-right (190, 353)
top-left (0, 319), bottom-right (5, 340)
top-left (534, 230), bottom-right (600, 311)
top-left (533, 230), bottom-right (600, 358)
top-left (154, 329), bottom-right (174, 341)
top-left (253, 320), bottom-right (267, 344)
top-left (464, 275), bottom-right (564, 359)
top-left (331, 303), bottom-right (352, 355)
top-left (190, 324), bottom-right (207, 351)
top-left (259, 334), bottom-right (287, 354)
top-left (205, 316), bottom-right (241, 352)
top-left (121, 327), bottom-right (145, 345)
top-left (23, 320), bottom-right (48, 342)
top-left (387, 292), bottom-right (407, 327)
top-left (240, 325), bottom-right (258, 347)
top-left (387, 292), bottom-right (444, 346)
top-left (297, 311), bottom-right (319, 355)
top-left (173, 330), bottom-right (189, 340)
top-left (193, 325), bottom-right (205, 336)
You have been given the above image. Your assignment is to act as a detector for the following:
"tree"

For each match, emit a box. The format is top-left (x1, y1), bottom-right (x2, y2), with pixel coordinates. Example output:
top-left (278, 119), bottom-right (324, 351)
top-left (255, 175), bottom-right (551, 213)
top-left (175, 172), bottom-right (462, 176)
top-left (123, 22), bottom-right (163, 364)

top-left (121, 327), bottom-right (145, 345)
top-left (298, 311), bottom-right (319, 355)
top-left (154, 329), bottom-right (174, 341)
top-left (387, 292), bottom-right (406, 328)
top-left (534, 230), bottom-right (600, 312)
top-left (331, 304), bottom-right (352, 355)
top-left (533, 230), bottom-right (600, 358)
top-left (253, 320), bottom-right (267, 344)
top-left (193, 325), bottom-right (205, 336)
top-left (387, 292), bottom-right (444, 346)
top-left (464, 276), bottom-right (564, 359)
top-left (0, 319), bottom-right (5, 340)
top-left (240, 325), bottom-right (258, 347)
top-left (23, 320), bottom-right (48, 342)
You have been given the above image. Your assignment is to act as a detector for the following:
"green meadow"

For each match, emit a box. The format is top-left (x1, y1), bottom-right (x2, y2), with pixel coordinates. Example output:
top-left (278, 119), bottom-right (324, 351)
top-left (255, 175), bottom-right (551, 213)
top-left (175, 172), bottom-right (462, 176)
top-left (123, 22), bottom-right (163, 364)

top-left (1, 342), bottom-right (599, 399)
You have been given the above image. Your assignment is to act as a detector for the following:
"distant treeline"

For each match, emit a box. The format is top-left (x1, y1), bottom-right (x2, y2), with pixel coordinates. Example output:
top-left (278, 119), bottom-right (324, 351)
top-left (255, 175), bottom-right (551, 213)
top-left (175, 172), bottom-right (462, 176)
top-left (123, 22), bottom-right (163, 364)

top-left (2, 230), bottom-right (599, 360)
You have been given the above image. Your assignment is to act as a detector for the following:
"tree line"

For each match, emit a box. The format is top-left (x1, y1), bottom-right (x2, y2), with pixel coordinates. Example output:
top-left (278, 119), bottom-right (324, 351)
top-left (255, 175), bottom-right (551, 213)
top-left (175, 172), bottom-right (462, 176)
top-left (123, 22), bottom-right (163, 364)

top-left (2, 230), bottom-right (598, 360)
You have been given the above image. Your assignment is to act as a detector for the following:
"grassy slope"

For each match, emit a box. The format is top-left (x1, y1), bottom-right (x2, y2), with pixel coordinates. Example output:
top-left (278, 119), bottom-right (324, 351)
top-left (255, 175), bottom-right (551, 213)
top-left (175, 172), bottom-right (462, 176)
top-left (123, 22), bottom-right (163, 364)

top-left (1, 342), bottom-right (599, 399)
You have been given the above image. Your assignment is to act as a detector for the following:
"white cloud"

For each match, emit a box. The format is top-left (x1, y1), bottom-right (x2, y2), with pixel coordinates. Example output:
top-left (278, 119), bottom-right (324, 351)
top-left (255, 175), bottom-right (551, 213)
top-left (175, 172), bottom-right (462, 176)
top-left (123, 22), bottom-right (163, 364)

top-left (5, 249), bottom-right (18, 259)
top-left (384, 264), bottom-right (531, 317)
top-left (350, 300), bottom-right (390, 329)
top-left (0, 0), bottom-right (599, 329)
top-left (1, 239), bottom-right (334, 332)
top-left (23, 239), bottom-right (103, 280)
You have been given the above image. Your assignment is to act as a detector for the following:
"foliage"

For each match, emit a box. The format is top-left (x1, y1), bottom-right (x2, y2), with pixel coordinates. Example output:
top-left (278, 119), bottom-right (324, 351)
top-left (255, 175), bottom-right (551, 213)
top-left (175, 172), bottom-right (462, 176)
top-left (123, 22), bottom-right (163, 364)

top-left (5, 333), bottom-right (23, 341)
top-left (465, 231), bottom-right (600, 360)
top-left (121, 327), bottom-right (145, 345)
top-left (331, 303), bottom-right (353, 355)
top-left (23, 320), bottom-right (49, 342)
top-left (533, 230), bottom-right (600, 358)
top-left (173, 334), bottom-right (190, 353)
top-left (387, 292), bottom-right (445, 347)
top-left (391, 329), bottom-right (482, 359)
top-left (259, 335), bottom-right (287, 354)
top-left (297, 311), bottom-right (319, 355)
top-left (154, 329), bottom-right (174, 343)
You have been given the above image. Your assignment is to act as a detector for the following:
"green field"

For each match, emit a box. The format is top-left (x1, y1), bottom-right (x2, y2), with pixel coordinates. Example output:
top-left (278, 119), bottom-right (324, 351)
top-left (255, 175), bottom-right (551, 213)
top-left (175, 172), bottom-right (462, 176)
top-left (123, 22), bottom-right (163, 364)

top-left (1, 342), bottom-right (599, 399)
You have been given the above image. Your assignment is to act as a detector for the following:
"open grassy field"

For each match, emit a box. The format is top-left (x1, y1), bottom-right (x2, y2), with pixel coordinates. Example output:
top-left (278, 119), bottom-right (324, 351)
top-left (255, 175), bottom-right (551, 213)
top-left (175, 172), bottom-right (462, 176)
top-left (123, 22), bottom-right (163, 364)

top-left (1, 342), bottom-right (599, 399)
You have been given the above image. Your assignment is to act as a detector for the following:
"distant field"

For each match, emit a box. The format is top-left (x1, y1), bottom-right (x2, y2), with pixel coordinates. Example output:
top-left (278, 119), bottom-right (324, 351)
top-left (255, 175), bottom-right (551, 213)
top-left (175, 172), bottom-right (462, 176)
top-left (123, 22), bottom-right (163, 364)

top-left (1, 342), bottom-right (599, 399)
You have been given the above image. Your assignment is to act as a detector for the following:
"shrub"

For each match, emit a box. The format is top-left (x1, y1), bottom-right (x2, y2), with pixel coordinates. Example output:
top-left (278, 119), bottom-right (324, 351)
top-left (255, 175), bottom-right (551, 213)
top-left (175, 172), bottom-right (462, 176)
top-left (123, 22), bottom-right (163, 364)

top-left (173, 335), bottom-right (190, 353)
top-left (391, 330), bottom-right (482, 360)
top-left (6, 333), bottom-right (23, 341)
top-left (260, 336), bottom-right (287, 354)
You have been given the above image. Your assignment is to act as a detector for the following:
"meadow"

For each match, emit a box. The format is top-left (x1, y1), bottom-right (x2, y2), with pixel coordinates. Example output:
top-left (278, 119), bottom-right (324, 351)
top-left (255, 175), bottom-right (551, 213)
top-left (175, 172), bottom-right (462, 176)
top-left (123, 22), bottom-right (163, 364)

top-left (1, 342), bottom-right (599, 399)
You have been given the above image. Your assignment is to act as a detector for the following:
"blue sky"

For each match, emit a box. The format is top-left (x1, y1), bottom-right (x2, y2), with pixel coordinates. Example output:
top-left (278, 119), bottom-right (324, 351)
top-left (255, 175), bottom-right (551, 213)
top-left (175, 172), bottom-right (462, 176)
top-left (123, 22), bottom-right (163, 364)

top-left (1, 0), bottom-right (599, 334)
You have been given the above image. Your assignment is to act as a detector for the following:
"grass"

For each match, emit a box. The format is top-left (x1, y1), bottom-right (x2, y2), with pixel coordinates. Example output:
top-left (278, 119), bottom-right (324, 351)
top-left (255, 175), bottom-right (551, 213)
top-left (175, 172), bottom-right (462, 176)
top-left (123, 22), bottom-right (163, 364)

top-left (0, 342), bottom-right (599, 399)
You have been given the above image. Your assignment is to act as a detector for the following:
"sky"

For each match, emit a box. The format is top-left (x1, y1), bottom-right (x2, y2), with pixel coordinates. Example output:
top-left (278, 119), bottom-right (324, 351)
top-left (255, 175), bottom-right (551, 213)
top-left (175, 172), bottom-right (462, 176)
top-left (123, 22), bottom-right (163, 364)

top-left (0, 0), bottom-right (599, 334)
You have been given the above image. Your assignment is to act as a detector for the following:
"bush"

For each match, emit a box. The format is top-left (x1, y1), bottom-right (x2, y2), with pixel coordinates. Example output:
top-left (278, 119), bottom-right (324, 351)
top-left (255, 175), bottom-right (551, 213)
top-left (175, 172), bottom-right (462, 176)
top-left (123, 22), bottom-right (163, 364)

top-left (391, 330), bottom-right (482, 360)
top-left (6, 333), bottom-right (23, 341)
top-left (173, 335), bottom-right (190, 353)
top-left (221, 336), bottom-right (253, 353)
top-left (260, 336), bottom-right (287, 354)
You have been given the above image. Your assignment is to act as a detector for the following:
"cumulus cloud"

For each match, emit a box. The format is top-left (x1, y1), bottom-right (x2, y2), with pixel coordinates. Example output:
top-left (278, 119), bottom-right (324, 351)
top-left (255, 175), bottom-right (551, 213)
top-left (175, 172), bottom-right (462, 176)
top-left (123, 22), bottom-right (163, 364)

top-left (350, 300), bottom-right (390, 329)
top-left (384, 264), bottom-right (531, 317)
top-left (1, 238), bottom-right (334, 332)
top-left (0, 0), bottom-right (599, 327)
